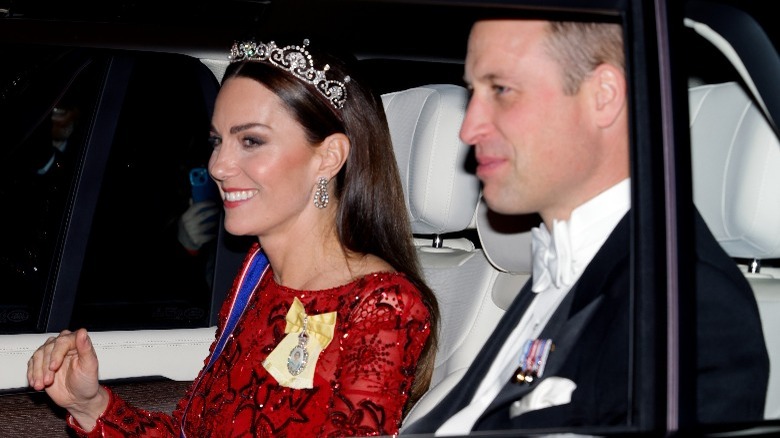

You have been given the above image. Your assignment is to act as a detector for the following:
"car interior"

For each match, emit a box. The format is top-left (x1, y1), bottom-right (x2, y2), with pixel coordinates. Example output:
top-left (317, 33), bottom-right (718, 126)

top-left (688, 81), bottom-right (780, 420)
top-left (0, 0), bottom-right (778, 435)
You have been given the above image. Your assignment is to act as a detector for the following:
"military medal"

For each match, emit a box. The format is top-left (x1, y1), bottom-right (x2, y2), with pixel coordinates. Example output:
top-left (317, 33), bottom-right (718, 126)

top-left (287, 316), bottom-right (310, 375)
top-left (512, 338), bottom-right (554, 384)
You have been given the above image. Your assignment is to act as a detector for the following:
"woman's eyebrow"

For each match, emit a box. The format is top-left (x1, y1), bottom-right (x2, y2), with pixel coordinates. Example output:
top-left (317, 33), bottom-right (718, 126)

top-left (229, 123), bottom-right (268, 135)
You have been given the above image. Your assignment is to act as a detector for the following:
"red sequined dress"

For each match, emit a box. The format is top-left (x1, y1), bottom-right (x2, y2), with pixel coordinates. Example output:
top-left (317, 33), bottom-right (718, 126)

top-left (67, 243), bottom-right (432, 437)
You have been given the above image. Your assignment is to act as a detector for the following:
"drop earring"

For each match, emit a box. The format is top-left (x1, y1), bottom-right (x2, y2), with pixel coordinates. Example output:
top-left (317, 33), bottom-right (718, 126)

top-left (313, 177), bottom-right (329, 209)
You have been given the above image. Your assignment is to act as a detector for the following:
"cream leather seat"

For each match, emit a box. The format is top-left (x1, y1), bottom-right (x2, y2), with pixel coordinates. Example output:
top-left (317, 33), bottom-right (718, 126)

top-left (381, 84), bottom-right (529, 427)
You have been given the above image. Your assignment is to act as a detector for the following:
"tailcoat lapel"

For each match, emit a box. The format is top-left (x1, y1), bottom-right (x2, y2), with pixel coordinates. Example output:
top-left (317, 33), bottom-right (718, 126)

top-left (403, 214), bottom-right (631, 434)
top-left (476, 290), bottom-right (604, 422)
top-left (474, 213), bottom-right (630, 430)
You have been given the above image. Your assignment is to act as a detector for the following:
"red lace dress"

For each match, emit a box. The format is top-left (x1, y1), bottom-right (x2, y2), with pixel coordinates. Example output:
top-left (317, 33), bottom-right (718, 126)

top-left (67, 243), bottom-right (432, 437)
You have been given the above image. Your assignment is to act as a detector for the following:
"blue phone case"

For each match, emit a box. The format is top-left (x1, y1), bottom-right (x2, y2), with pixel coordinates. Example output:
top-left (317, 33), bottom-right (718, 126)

top-left (190, 167), bottom-right (218, 202)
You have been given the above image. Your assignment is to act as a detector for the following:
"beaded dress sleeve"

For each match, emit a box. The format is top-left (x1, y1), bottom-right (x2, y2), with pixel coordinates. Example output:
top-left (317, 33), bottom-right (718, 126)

top-left (63, 246), bottom-right (255, 438)
top-left (314, 277), bottom-right (431, 437)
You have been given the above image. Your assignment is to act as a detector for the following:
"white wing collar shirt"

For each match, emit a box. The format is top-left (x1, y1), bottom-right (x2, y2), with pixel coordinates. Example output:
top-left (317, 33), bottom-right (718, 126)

top-left (435, 178), bottom-right (631, 436)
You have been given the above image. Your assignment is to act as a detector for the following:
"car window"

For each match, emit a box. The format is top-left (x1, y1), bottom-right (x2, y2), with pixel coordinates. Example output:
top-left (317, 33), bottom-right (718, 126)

top-left (0, 47), bottom-right (220, 333)
top-left (0, 46), bottom-right (101, 333)
top-left (683, 7), bottom-right (780, 423)
top-left (70, 52), bottom-right (218, 331)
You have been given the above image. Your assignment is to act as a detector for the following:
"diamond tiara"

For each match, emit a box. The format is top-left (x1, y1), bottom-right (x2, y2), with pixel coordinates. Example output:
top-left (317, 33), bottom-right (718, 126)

top-left (228, 39), bottom-right (350, 109)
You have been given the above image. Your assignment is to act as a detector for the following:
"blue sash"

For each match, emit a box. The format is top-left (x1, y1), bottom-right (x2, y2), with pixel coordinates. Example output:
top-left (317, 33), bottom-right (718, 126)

top-left (180, 246), bottom-right (269, 437)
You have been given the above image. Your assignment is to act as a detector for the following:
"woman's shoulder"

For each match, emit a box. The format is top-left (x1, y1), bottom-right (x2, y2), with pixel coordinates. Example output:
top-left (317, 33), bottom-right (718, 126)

top-left (352, 255), bottom-right (422, 296)
top-left (352, 271), bottom-right (428, 313)
top-left (355, 270), bottom-right (412, 289)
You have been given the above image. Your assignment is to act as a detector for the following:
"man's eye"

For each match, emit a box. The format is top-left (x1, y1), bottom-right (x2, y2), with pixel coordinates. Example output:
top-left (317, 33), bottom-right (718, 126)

top-left (492, 85), bottom-right (509, 95)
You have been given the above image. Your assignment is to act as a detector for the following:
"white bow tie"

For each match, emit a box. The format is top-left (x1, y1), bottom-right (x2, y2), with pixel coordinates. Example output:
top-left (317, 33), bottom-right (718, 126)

top-left (531, 220), bottom-right (575, 292)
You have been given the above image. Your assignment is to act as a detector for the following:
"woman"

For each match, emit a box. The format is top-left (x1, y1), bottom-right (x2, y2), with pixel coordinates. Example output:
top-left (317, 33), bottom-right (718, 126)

top-left (27, 38), bottom-right (439, 437)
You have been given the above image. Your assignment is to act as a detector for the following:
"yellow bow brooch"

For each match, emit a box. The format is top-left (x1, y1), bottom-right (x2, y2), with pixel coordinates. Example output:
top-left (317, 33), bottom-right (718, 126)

top-left (262, 297), bottom-right (337, 389)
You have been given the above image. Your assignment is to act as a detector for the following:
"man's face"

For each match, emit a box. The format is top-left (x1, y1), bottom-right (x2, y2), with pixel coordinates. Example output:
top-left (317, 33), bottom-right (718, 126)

top-left (460, 20), bottom-right (603, 223)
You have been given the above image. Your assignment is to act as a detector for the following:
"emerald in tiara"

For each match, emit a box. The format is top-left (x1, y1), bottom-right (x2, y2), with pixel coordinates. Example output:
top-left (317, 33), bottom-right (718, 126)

top-left (228, 39), bottom-right (350, 110)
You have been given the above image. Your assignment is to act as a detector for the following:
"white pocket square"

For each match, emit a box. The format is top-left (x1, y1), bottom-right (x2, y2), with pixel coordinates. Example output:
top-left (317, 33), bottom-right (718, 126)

top-left (509, 377), bottom-right (577, 418)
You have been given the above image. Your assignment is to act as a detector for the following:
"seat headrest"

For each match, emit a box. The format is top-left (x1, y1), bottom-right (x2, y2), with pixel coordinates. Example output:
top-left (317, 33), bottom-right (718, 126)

top-left (690, 82), bottom-right (780, 260)
top-left (382, 84), bottom-right (480, 235)
top-left (475, 198), bottom-right (535, 274)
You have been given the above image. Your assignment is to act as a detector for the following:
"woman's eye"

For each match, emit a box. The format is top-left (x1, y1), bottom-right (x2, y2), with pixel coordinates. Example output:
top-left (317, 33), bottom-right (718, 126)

top-left (207, 135), bottom-right (221, 148)
top-left (241, 136), bottom-right (265, 148)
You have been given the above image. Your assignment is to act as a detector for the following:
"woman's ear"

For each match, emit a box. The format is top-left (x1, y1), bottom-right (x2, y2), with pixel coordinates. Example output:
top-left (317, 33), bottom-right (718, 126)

top-left (590, 63), bottom-right (626, 128)
top-left (318, 132), bottom-right (350, 177)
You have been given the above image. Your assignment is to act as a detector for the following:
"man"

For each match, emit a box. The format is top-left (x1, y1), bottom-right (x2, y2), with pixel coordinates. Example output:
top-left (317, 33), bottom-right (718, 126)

top-left (402, 19), bottom-right (768, 434)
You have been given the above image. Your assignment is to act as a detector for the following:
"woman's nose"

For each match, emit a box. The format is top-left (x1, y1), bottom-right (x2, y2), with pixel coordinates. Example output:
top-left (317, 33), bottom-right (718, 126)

top-left (208, 147), bottom-right (238, 181)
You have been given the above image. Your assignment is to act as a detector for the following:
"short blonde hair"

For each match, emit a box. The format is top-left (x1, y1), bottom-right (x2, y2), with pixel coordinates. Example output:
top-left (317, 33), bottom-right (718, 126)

top-left (543, 21), bottom-right (625, 95)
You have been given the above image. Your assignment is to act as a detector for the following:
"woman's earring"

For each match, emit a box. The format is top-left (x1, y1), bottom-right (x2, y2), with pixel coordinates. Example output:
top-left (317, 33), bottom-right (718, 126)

top-left (314, 177), bottom-right (329, 209)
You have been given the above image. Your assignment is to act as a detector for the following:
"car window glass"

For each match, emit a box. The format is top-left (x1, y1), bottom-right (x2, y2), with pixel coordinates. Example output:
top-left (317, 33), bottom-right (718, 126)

top-left (0, 46), bottom-right (100, 333)
top-left (684, 15), bottom-right (780, 424)
top-left (70, 53), bottom-right (218, 330)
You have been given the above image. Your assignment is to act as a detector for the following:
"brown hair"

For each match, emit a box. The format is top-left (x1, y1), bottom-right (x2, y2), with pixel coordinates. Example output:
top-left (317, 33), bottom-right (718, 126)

top-left (543, 21), bottom-right (625, 95)
top-left (223, 44), bottom-right (439, 416)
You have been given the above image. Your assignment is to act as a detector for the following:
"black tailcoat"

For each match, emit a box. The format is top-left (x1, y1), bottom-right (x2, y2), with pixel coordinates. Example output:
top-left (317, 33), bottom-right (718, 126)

top-left (403, 211), bottom-right (768, 434)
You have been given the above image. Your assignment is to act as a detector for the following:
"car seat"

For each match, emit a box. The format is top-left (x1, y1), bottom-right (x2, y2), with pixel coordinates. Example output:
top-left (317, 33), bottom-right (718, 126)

top-left (381, 84), bottom-right (530, 428)
top-left (689, 81), bottom-right (780, 419)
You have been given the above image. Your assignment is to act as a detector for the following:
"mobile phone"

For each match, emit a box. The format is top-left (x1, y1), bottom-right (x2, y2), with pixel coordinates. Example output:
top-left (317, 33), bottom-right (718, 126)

top-left (189, 167), bottom-right (219, 203)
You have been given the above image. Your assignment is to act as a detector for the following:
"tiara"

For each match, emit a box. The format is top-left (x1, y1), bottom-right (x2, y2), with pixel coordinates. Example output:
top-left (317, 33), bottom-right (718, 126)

top-left (228, 39), bottom-right (350, 109)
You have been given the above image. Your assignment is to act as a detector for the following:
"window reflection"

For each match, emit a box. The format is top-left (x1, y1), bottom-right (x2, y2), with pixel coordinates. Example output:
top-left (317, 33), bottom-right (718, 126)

top-left (0, 52), bottom-right (97, 333)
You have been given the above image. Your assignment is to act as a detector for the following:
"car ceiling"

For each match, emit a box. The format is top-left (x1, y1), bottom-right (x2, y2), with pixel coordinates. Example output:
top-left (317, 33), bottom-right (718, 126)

top-left (0, 0), bottom-right (629, 62)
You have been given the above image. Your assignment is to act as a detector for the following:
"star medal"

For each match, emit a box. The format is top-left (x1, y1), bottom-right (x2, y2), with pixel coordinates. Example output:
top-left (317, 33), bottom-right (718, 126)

top-left (287, 316), bottom-right (310, 376)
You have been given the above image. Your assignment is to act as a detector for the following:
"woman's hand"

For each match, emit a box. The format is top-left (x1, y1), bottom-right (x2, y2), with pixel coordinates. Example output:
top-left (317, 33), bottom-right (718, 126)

top-left (27, 328), bottom-right (109, 431)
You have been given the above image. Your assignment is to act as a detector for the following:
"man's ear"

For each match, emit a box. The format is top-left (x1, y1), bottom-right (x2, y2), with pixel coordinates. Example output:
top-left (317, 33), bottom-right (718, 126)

top-left (590, 63), bottom-right (626, 128)
top-left (318, 132), bottom-right (350, 177)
